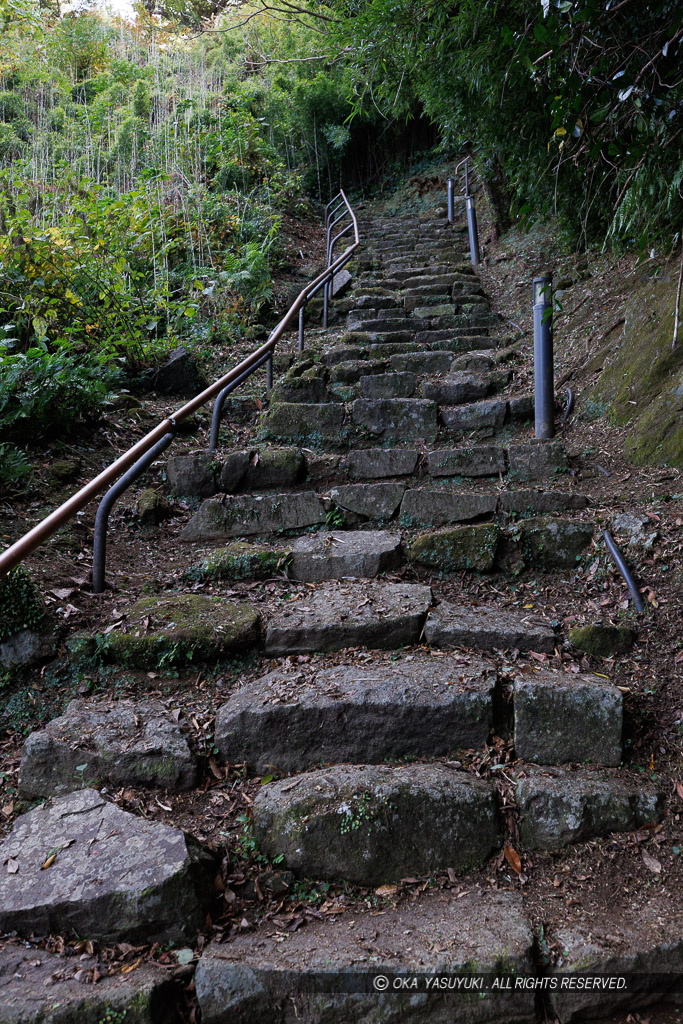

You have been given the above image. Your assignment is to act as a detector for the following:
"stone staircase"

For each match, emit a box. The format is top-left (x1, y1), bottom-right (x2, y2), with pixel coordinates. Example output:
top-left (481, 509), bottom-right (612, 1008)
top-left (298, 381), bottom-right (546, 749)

top-left (0, 205), bottom-right (676, 1024)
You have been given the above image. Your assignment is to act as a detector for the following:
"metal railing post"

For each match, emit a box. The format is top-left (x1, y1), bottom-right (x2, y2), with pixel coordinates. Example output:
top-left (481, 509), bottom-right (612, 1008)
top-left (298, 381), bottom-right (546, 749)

top-left (447, 178), bottom-right (454, 224)
top-left (533, 273), bottom-right (554, 439)
top-left (466, 194), bottom-right (480, 267)
top-left (266, 354), bottom-right (273, 391)
top-left (299, 303), bottom-right (306, 353)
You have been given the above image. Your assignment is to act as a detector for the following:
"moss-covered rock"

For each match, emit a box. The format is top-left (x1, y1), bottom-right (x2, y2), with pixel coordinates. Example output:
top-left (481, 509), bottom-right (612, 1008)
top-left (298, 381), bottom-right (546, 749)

top-left (242, 447), bottom-right (305, 489)
top-left (259, 402), bottom-right (344, 441)
top-left (0, 567), bottom-right (45, 644)
top-left (186, 542), bottom-right (291, 582)
top-left (46, 459), bottom-right (81, 486)
top-left (568, 623), bottom-right (635, 657)
top-left (136, 488), bottom-right (173, 526)
top-left (409, 524), bottom-right (500, 572)
top-left (515, 516), bottom-right (595, 569)
top-left (103, 593), bottom-right (260, 668)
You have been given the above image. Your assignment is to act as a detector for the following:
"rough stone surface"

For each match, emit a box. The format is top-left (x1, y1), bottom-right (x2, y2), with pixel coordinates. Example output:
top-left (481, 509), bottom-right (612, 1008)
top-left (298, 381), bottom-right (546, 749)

top-left (450, 351), bottom-right (496, 373)
top-left (499, 490), bottom-right (589, 514)
top-left (272, 375), bottom-right (330, 405)
top-left (289, 531), bottom-right (403, 582)
top-left (507, 440), bottom-right (569, 482)
top-left (0, 945), bottom-right (175, 1024)
top-left (195, 891), bottom-right (535, 1024)
top-left (136, 488), bottom-right (173, 526)
top-left (408, 525), bottom-right (500, 572)
top-left (0, 625), bottom-right (57, 670)
top-left (167, 450), bottom-right (217, 497)
top-left (260, 402), bottom-right (345, 439)
top-left (264, 582), bottom-right (432, 654)
top-left (242, 448), bottom-right (305, 490)
top-left (360, 372), bottom-right (416, 399)
top-left (331, 359), bottom-right (387, 384)
top-left (516, 517), bottom-right (594, 568)
top-left (181, 492), bottom-right (326, 540)
top-left (568, 622), bottom-right (635, 657)
top-left (352, 398), bottom-right (438, 439)
top-left (187, 542), bottom-right (290, 582)
top-left (508, 394), bottom-right (535, 422)
top-left (253, 765), bottom-right (501, 884)
top-left (19, 699), bottom-right (196, 799)
top-left (389, 351), bottom-right (454, 374)
top-left (399, 488), bottom-right (497, 527)
top-left (104, 593), bottom-right (260, 668)
top-left (428, 445), bottom-right (505, 478)
top-left (0, 789), bottom-right (213, 942)
top-left (218, 451), bottom-right (250, 492)
top-left (345, 448), bottom-right (418, 480)
top-left (420, 373), bottom-right (490, 405)
top-left (426, 602), bottom-right (556, 654)
top-left (214, 654), bottom-right (496, 773)
top-left (513, 670), bottom-right (623, 766)
top-left (440, 400), bottom-right (507, 432)
top-left (151, 345), bottom-right (206, 396)
top-left (515, 767), bottom-right (664, 850)
top-left (330, 482), bottom-right (405, 520)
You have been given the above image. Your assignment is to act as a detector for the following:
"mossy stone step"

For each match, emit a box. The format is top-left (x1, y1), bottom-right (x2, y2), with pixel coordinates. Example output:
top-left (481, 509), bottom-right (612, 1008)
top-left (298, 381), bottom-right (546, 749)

top-left (440, 398), bottom-right (507, 432)
top-left (420, 372), bottom-right (492, 405)
top-left (259, 401), bottom-right (345, 440)
top-left (289, 530), bottom-right (403, 582)
top-left (329, 481), bottom-right (406, 519)
top-left (214, 654), bottom-right (496, 773)
top-left (181, 491), bottom-right (326, 541)
top-left (425, 601), bottom-right (556, 654)
top-left (346, 447), bottom-right (419, 479)
top-left (389, 350), bottom-right (455, 373)
top-left (428, 444), bottom-right (506, 477)
top-left (351, 397), bottom-right (438, 439)
top-left (253, 764), bottom-right (501, 885)
top-left (399, 488), bottom-right (497, 527)
top-left (409, 524), bottom-right (500, 572)
top-left (186, 541), bottom-right (290, 582)
top-left (360, 370), bottom-right (416, 398)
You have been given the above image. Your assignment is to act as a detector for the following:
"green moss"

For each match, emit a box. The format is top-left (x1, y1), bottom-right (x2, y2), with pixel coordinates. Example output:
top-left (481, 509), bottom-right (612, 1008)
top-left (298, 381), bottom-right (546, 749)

top-left (408, 525), bottom-right (500, 572)
top-left (0, 567), bottom-right (45, 643)
top-left (568, 623), bottom-right (634, 657)
top-left (185, 542), bottom-right (291, 582)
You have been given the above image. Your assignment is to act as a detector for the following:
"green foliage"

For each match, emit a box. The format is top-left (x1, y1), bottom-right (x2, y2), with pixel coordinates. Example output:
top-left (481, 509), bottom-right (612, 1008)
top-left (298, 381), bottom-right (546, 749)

top-left (0, 441), bottom-right (31, 494)
top-left (0, 566), bottom-right (45, 643)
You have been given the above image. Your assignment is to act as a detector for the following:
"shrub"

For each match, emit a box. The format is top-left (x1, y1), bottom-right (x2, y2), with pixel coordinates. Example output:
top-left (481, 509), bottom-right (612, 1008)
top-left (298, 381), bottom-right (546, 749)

top-left (0, 442), bottom-right (31, 495)
top-left (0, 566), bottom-right (45, 643)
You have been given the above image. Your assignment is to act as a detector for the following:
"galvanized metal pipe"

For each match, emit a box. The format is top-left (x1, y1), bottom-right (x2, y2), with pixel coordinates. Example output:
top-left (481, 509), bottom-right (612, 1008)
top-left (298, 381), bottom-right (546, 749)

top-left (466, 194), bottom-right (480, 267)
top-left (92, 432), bottom-right (175, 594)
top-left (298, 303), bottom-right (306, 354)
top-left (447, 178), bottom-right (454, 224)
top-left (533, 273), bottom-right (554, 439)
top-left (209, 350), bottom-right (272, 452)
top-left (604, 530), bottom-right (645, 614)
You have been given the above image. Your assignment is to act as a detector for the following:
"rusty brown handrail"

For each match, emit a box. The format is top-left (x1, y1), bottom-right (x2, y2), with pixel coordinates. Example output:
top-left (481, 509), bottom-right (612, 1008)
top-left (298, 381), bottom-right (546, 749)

top-left (0, 189), bottom-right (359, 580)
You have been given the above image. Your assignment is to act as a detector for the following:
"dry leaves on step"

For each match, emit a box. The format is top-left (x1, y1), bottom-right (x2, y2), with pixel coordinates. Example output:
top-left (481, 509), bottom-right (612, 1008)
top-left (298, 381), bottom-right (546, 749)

top-left (504, 844), bottom-right (522, 874)
top-left (641, 850), bottom-right (662, 874)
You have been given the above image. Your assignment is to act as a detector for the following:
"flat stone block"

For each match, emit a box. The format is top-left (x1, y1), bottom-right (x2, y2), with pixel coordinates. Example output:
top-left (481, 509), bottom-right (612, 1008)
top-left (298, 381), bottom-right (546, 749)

top-left (260, 402), bottom-right (344, 439)
top-left (289, 530), bottom-right (403, 582)
top-left (214, 654), bottom-right (496, 773)
top-left (515, 766), bottom-right (664, 850)
top-left (352, 398), bottom-right (438, 439)
top-left (399, 488), bottom-right (497, 527)
top-left (568, 622), bottom-right (635, 657)
top-left (428, 445), bottom-right (505, 478)
top-left (264, 581), bottom-right (432, 654)
top-left (242, 448), bottom-right (304, 489)
top-left (181, 492), bottom-right (326, 541)
top-left (500, 490), bottom-right (589, 514)
top-left (516, 516), bottom-right (595, 569)
top-left (389, 351), bottom-right (454, 374)
top-left (508, 440), bottom-right (569, 482)
top-left (186, 541), bottom-right (290, 582)
top-left (167, 450), bottom-right (217, 498)
top-left (360, 371), bottom-right (416, 398)
top-left (218, 451), bottom-right (250, 492)
top-left (19, 699), bottom-right (196, 800)
top-left (409, 525), bottom-right (500, 572)
top-left (330, 358), bottom-right (387, 384)
top-left (421, 373), bottom-right (490, 405)
top-left (440, 400), bottom-right (507, 432)
top-left (329, 482), bottom-right (405, 519)
top-left (0, 790), bottom-right (213, 943)
top-left (513, 670), bottom-right (623, 765)
top-left (426, 602), bottom-right (556, 654)
top-left (346, 448), bottom-right (418, 479)
top-left (253, 764), bottom-right (501, 884)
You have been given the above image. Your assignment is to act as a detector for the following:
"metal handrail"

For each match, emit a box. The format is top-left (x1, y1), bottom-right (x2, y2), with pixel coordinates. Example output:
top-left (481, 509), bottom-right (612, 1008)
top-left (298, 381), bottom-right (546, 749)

top-left (0, 189), bottom-right (359, 582)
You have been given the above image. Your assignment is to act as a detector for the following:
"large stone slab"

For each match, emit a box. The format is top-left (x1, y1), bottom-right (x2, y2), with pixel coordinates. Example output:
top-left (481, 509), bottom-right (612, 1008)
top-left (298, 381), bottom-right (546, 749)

top-left (420, 373), bottom-right (490, 405)
top-left (0, 789), bottom-right (213, 942)
top-left (330, 358), bottom-right (387, 384)
top-left (515, 766), bottom-right (664, 850)
top-left (100, 593), bottom-right (259, 668)
top-left (181, 491), bottom-right (326, 541)
top-left (214, 654), bottom-right (496, 772)
top-left (0, 945), bottom-right (175, 1024)
top-left (329, 482), bottom-right (405, 520)
top-left (260, 402), bottom-right (344, 439)
top-left (440, 400), bottom-right (507, 432)
top-left (513, 670), bottom-right (623, 765)
top-left (428, 445), bottom-right (505, 478)
top-left (360, 371), bottom-right (416, 398)
top-left (253, 765), bottom-right (501, 884)
top-left (426, 602), bottom-right (556, 654)
top-left (399, 488), bottom-right (497, 527)
top-left (352, 398), bottom-right (438, 439)
top-left (346, 448), bottom-right (419, 480)
top-left (389, 351), bottom-right (454, 374)
top-left (408, 525), bottom-right (500, 572)
top-left (19, 699), bottom-right (196, 800)
top-left (289, 530), bottom-right (403, 582)
top-left (516, 517), bottom-right (595, 569)
top-left (195, 891), bottom-right (535, 1024)
top-left (166, 450), bottom-right (217, 497)
top-left (508, 440), bottom-right (569, 482)
top-left (499, 490), bottom-right (589, 514)
top-left (242, 448), bottom-right (305, 489)
top-left (264, 582), bottom-right (432, 654)
top-left (186, 542), bottom-right (290, 582)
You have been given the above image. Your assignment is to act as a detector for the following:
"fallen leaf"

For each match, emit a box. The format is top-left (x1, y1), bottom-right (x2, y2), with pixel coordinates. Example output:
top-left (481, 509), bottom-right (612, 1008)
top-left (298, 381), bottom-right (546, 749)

top-left (375, 884), bottom-right (397, 898)
top-left (120, 957), bottom-right (142, 975)
top-left (504, 844), bottom-right (522, 874)
top-left (5, 857), bottom-right (19, 874)
top-left (642, 850), bottom-right (662, 874)
top-left (156, 797), bottom-right (172, 812)
top-left (41, 854), bottom-right (56, 870)
top-left (675, 780), bottom-right (683, 801)
top-left (51, 588), bottom-right (74, 600)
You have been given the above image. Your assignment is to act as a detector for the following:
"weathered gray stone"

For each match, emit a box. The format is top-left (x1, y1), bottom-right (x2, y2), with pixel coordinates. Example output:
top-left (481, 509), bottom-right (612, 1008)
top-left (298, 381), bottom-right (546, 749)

top-left (611, 512), bottom-right (658, 550)
top-left (305, 452), bottom-right (342, 483)
top-left (253, 765), bottom-right (501, 885)
top-left (426, 602), bottom-right (556, 654)
top-left (181, 492), bottom-right (326, 541)
top-left (389, 351), bottom-right (454, 374)
top-left (420, 373), bottom-right (490, 405)
top-left (0, 625), bottom-right (57, 670)
top-left (0, 945), bottom-right (174, 1024)
top-left (352, 398), bottom-right (438, 439)
top-left (152, 345), bottom-right (206, 396)
top-left (415, 330), bottom-right (496, 351)
top-left (187, 542), bottom-right (290, 582)
top-left (0, 789), bottom-right (213, 942)
top-left (513, 670), bottom-right (623, 766)
top-left (330, 482), bottom-right (405, 520)
top-left (499, 490), bottom-right (589, 514)
top-left (515, 766), bottom-right (664, 850)
top-left (516, 516), bottom-right (595, 568)
top-left (414, 303), bottom-right (456, 318)
top-left (399, 488), bottom-right (497, 527)
top-left (568, 622), bottom-right (635, 657)
top-left (440, 400), bottom-right (507, 432)
top-left (450, 353), bottom-right (496, 374)
top-left (360, 371), bottom-right (416, 398)
top-left (103, 593), bottom-right (260, 668)
top-left (319, 345), bottom-right (363, 366)
top-left (428, 445), bottom-right (505, 478)
top-left (218, 450), bottom-right (250, 492)
top-left (167, 450), bottom-right (217, 497)
top-left (260, 403), bottom-right (345, 439)
top-left (195, 891), bottom-right (535, 1024)
top-left (19, 699), bottom-right (196, 799)
top-left (214, 654), bottom-right (496, 773)
top-left (264, 582), bottom-right (432, 654)
top-left (346, 448), bottom-right (419, 480)
top-left (507, 440), bottom-right (569, 482)
top-left (331, 359), bottom-right (387, 384)
top-left (508, 394), bottom-right (535, 422)
top-left (271, 375), bottom-right (330, 404)
top-left (332, 267), bottom-right (352, 296)
top-left (289, 530), bottom-right (402, 582)
top-left (409, 525), bottom-right (500, 572)
top-left (242, 448), bottom-right (305, 490)
top-left (137, 489), bottom-right (172, 530)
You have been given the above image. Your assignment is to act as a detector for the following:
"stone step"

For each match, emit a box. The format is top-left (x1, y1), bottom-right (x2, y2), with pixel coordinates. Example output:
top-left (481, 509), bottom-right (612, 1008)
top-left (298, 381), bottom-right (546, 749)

top-left (289, 529), bottom-right (403, 581)
top-left (440, 398), bottom-right (508, 432)
top-left (259, 401), bottom-right (346, 440)
top-left (181, 491), bottom-right (326, 540)
top-left (329, 481), bottom-right (406, 519)
top-left (359, 370), bottom-right (417, 398)
top-left (195, 890), bottom-right (535, 1024)
top-left (426, 600), bottom-right (557, 654)
top-left (352, 397), bottom-right (438, 439)
top-left (0, 789), bottom-right (214, 943)
top-left (420, 371), bottom-right (492, 404)
top-left (348, 316), bottom-right (430, 333)
top-left (264, 581), bottom-right (432, 654)
top-left (214, 653), bottom-right (496, 773)
top-left (389, 350), bottom-right (455, 374)
top-left (253, 764), bottom-right (501, 885)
